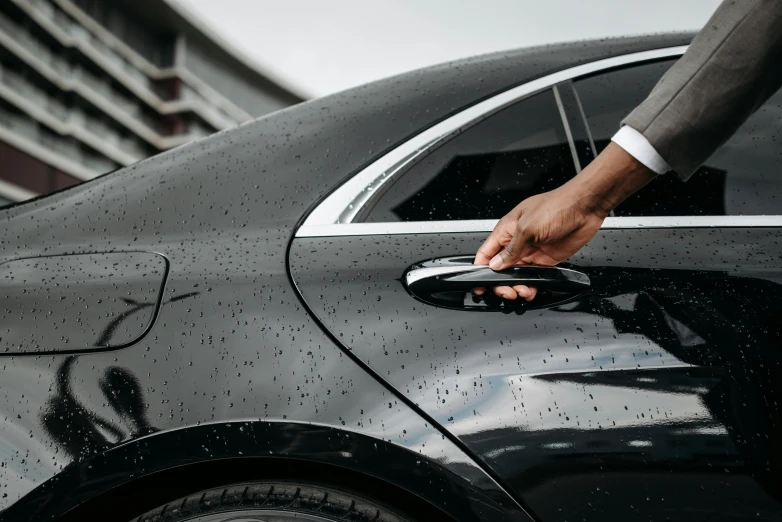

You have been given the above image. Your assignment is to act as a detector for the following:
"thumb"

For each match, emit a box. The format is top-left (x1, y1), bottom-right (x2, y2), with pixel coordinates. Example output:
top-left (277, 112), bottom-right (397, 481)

top-left (489, 225), bottom-right (531, 270)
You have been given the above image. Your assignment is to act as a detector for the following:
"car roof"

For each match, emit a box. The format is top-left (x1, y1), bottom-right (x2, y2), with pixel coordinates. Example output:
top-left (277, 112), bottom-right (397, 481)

top-left (1, 33), bottom-right (692, 242)
top-left (341, 32), bottom-right (691, 111)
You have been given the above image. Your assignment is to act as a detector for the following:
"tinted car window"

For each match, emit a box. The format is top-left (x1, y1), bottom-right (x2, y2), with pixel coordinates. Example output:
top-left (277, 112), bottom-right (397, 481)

top-left (361, 89), bottom-right (576, 222)
top-left (577, 60), bottom-right (676, 155)
top-left (577, 59), bottom-right (782, 216)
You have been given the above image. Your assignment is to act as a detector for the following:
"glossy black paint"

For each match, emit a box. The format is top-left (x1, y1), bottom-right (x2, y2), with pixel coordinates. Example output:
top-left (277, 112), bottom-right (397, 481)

top-left (290, 228), bottom-right (782, 521)
top-left (0, 252), bottom-right (167, 353)
top-left (0, 34), bottom-right (694, 521)
top-left (6, 422), bottom-right (516, 521)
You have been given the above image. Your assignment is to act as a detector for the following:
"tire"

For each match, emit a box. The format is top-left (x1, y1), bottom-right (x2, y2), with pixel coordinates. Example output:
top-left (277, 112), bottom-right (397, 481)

top-left (131, 481), bottom-right (416, 522)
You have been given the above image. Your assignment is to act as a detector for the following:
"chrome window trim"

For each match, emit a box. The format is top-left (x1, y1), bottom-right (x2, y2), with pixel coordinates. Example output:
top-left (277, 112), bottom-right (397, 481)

top-left (301, 46), bottom-right (688, 229)
top-left (297, 45), bottom-right (782, 239)
top-left (296, 216), bottom-right (782, 238)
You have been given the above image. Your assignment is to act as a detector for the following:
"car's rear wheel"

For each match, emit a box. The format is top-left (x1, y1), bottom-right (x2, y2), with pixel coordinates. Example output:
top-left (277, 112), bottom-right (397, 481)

top-left (132, 481), bottom-right (416, 522)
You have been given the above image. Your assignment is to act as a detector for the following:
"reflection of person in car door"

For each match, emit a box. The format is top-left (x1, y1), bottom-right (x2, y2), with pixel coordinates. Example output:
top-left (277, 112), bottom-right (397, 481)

top-left (475, 0), bottom-right (782, 301)
top-left (40, 357), bottom-right (156, 460)
top-left (39, 292), bottom-right (198, 459)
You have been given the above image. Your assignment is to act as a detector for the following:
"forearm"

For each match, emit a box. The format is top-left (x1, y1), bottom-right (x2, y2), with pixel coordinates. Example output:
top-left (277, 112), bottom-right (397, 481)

top-left (567, 142), bottom-right (656, 217)
top-left (623, 0), bottom-right (782, 179)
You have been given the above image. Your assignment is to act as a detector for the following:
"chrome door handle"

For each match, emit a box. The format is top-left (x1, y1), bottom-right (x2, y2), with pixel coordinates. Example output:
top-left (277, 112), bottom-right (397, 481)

top-left (404, 256), bottom-right (590, 311)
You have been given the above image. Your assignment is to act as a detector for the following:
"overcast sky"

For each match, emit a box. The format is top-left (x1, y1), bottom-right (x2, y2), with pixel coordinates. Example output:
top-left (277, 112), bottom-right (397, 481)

top-left (174, 0), bottom-right (721, 98)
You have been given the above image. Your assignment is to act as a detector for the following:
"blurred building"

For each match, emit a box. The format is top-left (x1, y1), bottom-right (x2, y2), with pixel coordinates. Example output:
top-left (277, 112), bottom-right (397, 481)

top-left (0, 0), bottom-right (305, 207)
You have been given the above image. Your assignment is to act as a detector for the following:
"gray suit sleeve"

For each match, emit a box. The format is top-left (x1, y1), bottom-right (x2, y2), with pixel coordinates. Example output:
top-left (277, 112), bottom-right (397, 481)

top-left (622, 0), bottom-right (782, 180)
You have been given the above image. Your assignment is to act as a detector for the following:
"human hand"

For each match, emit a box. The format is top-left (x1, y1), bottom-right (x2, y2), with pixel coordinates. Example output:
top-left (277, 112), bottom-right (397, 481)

top-left (473, 142), bottom-right (655, 301)
top-left (472, 183), bottom-right (606, 301)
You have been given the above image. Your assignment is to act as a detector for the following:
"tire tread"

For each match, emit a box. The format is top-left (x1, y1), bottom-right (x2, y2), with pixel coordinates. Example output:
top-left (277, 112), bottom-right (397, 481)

top-left (135, 481), bottom-right (411, 522)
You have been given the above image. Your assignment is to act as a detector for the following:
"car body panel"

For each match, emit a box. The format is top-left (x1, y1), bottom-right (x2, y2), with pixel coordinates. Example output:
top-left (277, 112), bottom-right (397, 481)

top-left (0, 34), bottom-right (692, 520)
top-left (0, 252), bottom-right (168, 354)
top-left (0, 227), bottom-right (525, 520)
top-left (1, 421), bottom-right (524, 522)
top-left (289, 228), bottom-right (782, 521)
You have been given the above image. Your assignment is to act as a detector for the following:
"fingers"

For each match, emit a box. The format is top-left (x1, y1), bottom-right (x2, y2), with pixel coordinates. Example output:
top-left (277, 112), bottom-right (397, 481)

top-left (490, 224), bottom-right (534, 270)
top-left (491, 285), bottom-right (538, 301)
top-left (475, 224), bottom-right (509, 296)
top-left (513, 285), bottom-right (538, 302)
top-left (491, 285), bottom-right (518, 300)
top-left (475, 216), bottom-right (519, 265)
top-left (474, 229), bottom-right (504, 265)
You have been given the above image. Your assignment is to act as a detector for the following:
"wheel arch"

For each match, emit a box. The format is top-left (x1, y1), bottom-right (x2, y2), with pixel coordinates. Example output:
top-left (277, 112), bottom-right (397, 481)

top-left (0, 421), bottom-right (521, 522)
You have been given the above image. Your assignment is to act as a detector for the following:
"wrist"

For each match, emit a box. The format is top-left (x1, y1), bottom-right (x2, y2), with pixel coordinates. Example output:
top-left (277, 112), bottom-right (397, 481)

top-left (570, 142), bottom-right (656, 217)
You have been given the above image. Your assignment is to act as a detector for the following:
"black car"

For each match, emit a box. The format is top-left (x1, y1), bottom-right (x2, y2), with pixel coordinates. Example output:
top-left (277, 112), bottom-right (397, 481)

top-left (1, 33), bottom-right (781, 522)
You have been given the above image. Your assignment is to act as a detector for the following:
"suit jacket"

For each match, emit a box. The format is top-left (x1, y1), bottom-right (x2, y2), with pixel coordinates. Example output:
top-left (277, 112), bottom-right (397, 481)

top-left (622, 0), bottom-right (782, 180)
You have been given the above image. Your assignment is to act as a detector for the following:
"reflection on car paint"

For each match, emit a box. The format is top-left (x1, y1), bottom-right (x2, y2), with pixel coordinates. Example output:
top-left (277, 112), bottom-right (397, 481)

top-left (290, 229), bottom-right (782, 521)
top-left (0, 253), bottom-right (167, 353)
top-left (0, 26), bottom-right (669, 520)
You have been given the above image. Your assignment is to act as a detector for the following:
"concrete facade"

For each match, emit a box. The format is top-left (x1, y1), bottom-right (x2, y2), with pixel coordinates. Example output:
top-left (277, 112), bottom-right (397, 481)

top-left (0, 0), bottom-right (304, 206)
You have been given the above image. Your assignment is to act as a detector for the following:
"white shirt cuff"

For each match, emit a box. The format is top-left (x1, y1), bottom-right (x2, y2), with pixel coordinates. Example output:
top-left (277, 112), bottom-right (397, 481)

top-left (611, 126), bottom-right (672, 174)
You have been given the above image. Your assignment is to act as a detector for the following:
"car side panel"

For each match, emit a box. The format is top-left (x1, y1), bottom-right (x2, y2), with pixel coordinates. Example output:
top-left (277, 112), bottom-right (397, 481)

top-left (1, 422), bottom-right (523, 522)
top-left (0, 227), bottom-right (527, 520)
top-left (290, 228), bottom-right (782, 521)
top-left (0, 34), bottom-right (690, 518)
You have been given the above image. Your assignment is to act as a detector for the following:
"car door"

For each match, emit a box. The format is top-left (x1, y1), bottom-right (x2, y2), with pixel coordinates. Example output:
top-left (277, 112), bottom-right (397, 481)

top-left (290, 50), bottom-right (782, 522)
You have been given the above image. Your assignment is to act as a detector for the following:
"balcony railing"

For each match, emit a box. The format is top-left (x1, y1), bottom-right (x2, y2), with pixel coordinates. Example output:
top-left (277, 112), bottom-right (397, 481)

top-left (0, 11), bottom-right (212, 149)
top-left (18, 0), bottom-right (245, 128)
top-left (0, 100), bottom-right (118, 177)
top-left (0, 62), bottom-right (150, 162)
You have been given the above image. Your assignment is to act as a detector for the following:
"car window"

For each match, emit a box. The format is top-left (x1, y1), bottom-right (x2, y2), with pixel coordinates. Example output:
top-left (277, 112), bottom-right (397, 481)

top-left (577, 59), bottom-right (782, 216)
top-left (576, 60), bottom-right (677, 155)
top-left (359, 89), bottom-right (576, 222)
